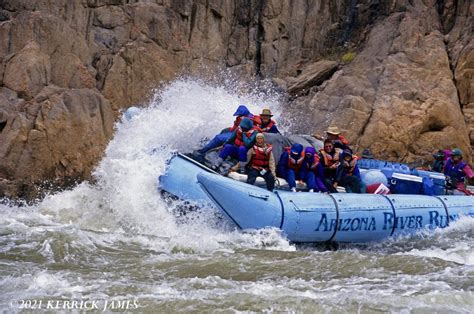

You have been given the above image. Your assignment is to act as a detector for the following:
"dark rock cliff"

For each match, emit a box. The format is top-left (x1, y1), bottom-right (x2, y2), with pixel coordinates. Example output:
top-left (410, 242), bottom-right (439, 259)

top-left (0, 0), bottom-right (472, 199)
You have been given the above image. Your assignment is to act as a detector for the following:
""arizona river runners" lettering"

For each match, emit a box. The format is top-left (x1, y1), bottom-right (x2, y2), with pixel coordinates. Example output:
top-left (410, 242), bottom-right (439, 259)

top-left (314, 211), bottom-right (459, 232)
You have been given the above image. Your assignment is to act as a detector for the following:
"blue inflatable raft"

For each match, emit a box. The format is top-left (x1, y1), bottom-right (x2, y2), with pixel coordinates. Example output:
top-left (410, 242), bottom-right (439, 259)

top-left (159, 154), bottom-right (474, 243)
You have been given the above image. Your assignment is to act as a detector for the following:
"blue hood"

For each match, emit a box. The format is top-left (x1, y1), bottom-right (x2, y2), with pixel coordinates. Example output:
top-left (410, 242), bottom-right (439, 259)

top-left (304, 146), bottom-right (316, 156)
top-left (290, 143), bottom-right (304, 157)
top-left (239, 117), bottom-right (254, 131)
top-left (233, 105), bottom-right (251, 117)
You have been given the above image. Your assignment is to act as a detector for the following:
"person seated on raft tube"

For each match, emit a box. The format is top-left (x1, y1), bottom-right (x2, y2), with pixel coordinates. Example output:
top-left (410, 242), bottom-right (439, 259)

top-left (443, 148), bottom-right (474, 195)
top-left (299, 146), bottom-right (328, 192)
top-left (431, 149), bottom-right (446, 173)
top-left (334, 149), bottom-right (363, 193)
top-left (195, 105), bottom-right (259, 156)
top-left (319, 139), bottom-right (342, 193)
top-left (244, 133), bottom-right (277, 191)
top-left (216, 117), bottom-right (258, 173)
top-left (255, 109), bottom-right (280, 134)
top-left (277, 143), bottom-right (304, 192)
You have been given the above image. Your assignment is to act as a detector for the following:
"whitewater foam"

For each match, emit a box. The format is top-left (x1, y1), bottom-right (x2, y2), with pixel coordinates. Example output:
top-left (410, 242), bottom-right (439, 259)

top-left (1, 77), bottom-right (291, 253)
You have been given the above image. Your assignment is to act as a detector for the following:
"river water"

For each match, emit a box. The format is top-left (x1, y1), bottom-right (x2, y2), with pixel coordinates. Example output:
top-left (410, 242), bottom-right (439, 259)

top-left (1, 79), bottom-right (473, 312)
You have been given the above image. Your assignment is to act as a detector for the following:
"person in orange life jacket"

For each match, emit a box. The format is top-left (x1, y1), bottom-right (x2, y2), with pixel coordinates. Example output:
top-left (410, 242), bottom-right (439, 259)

top-left (277, 143), bottom-right (304, 192)
top-left (245, 133), bottom-right (276, 191)
top-left (216, 117), bottom-right (258, 173)
top-left (195, 105), bottom-right (257, 156)
top-left (443, 148), bottom-right (474, 195)
top-left (300, 146), bottom-right (328, 192)
top-left (334, 149), bottom-right (363, 193)
top-left (325, 126), bottom-right (351, 151)
top-left (255, 109), bottom-right (280, 134)
top-left (319, 139), bottom-right (342, 192)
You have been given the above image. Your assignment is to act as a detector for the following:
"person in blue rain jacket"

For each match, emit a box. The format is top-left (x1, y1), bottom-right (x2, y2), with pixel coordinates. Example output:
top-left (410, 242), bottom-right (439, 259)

top-left (300, 146), bottom-right (328, 192)
top-left (215, 117), bottom-right (258, 173)
top-left (277, 143), bottom-right (304, 192)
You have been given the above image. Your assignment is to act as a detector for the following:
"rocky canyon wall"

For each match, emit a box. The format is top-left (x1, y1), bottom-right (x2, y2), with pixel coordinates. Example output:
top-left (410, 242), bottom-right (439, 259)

top-left (0, 0), bottom-right (472, 199)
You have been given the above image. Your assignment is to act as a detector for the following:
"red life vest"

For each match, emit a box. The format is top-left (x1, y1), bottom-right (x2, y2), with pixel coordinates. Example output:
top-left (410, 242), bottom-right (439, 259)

top-left (252, 115), bottom-right (262, 127)
top-left (230, 115), bottom-right (261, 132)
top-left (230, 116), bottom-right (244, 132)
top-left (250, 144), bottom-right (272, 170)
top-left (285, 147), bottom-right (304, 171)
top-left (320, 148), bottom-right (341, 168)
top-left (256, 118), bottom-right (275, 133)
top-left (337, 134), bottom-right (349, 145)
top-left (234, 127), bottom-right (257, 147)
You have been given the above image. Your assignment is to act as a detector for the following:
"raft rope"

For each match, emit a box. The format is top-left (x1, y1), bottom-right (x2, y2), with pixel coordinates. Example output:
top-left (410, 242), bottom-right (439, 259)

top-left (434, 196), bottom-right (450, 227)
top-left (327, 194), bottom-right (340, 242)
top-left (381, 195), bottom-right (398, 237)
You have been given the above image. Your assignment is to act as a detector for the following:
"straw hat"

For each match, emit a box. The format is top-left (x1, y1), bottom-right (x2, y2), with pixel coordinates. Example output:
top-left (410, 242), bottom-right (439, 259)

top-left (260, 108), bottom-right (273, 116)
top-left (326, 126), bottom-right (341, 135)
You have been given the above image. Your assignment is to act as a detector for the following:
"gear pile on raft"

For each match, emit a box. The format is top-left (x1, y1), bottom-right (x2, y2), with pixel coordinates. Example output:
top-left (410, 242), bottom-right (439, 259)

top-left (190, 105), bottom-right (474, 197)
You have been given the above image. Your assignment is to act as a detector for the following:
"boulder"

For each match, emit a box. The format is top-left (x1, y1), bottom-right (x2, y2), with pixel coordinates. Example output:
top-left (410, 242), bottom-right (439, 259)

top-left (3, 41), bottom-right (51, 99)
top-left (0, 87), bottom-right (114, 199)
top-left (287, 60), bottom-right (339, 95)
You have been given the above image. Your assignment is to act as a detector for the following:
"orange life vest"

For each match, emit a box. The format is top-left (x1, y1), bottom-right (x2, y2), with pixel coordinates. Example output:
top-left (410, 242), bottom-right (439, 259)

top-left (320, 148), bottom-right (341, 168)
top-left (250, 144), bottom-right (272, 170)
top-left (285, 147), bottom-right (304, 171)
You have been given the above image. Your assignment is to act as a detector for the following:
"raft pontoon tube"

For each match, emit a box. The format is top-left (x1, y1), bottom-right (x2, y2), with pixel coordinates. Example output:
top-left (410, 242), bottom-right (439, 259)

top-left (196, 171), bottom-right (474, 243)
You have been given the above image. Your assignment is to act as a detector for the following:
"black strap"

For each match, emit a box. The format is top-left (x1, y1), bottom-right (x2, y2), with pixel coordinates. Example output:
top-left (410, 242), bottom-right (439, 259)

top-left (435, 196), bottom-right (450, 227)
top-left (327, 194), bottom-right (340, 242)
top-left (275, 192), bottom-right (285, 229)
top-left (381, 195), bottom-right (397, 237)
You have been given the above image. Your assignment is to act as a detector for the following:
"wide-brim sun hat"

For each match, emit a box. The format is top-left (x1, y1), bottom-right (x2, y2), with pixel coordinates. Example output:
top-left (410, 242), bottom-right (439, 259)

top-left (326, 126), bottom-right (341, 135)
top-left (260, 108), bottom-right (273, 116)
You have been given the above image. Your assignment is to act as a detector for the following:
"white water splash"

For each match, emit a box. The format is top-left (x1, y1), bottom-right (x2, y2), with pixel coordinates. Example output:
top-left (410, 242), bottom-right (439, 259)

top-left (1, 77), bottom-right (293, 253)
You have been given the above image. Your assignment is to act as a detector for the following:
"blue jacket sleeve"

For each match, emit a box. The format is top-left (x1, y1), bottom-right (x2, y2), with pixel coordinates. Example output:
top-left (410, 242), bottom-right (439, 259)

top-left (300, 161), bottom-right (309, 179)
top-left (242, 130), bottom-right (257, 148)
top-left (335, 164), bottom-right (344, 183)
top-left (268, 125), bottom-right (280, 134)
top-left (277, 152), bottom-right (289, 178)
top-left (315, 163), bottom-right (325, 178)
top-left (353, 165), bottom-right (361, 178)
top-left (225, 130), bottom-right (237, 144)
